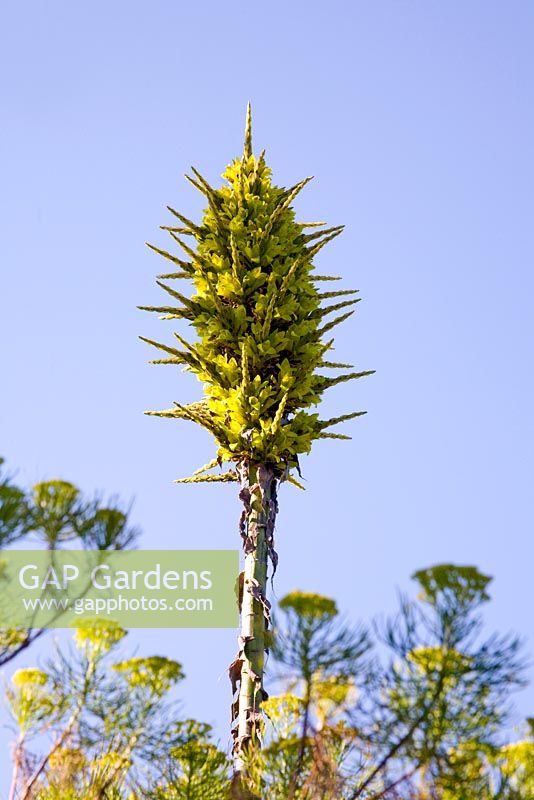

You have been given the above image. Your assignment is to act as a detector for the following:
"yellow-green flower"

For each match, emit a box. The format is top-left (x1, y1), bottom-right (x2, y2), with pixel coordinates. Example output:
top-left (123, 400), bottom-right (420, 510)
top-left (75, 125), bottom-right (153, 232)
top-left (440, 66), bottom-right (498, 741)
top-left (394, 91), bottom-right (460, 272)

top-left (73, 618), bottom-right (126, 653)
top-left (0, 628), bottom-right (28, 649)
top-left (407, 646), bottom-right (473, 675)
top-left (94, 750), bottom-right (131, 771)
top-left (279, 591), bottom-right (338, 619)
top-left (11, 668), bottom-right (48, 687)
top-left (313, 674), bottom-right (357, 726)
top-left (112, 656), bottom-right (184, 695)
top-left (8, 668), bottom-right (54, 732)
top-left (49, 746), bottom-right (85, 771)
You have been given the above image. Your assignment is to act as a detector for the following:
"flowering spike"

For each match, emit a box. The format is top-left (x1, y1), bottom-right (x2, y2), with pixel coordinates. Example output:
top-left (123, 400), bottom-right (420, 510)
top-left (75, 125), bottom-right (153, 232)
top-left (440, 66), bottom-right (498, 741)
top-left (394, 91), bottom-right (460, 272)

top-left (318, 288), bottom-right (359, 299)
top-left (139, 335), bottom-right (183, 358)
top-left (166, 207), bottom-right (203, 236)
top-left (320, 411), bottom-right (366, 429)
top-left (174, 472), bottom-right (238, 484)
top-left (156, 271), bottom-right (190, 280)
top-left (286, 475), bottom-right (306, 490)
top-left (317, 310), bottom-right (355, 337)
top-left (193, 458), bottom-right (220, 476)
top-left (243, 102), bottom-right (253, 160)
top-left (302, 225), bottom-right (345, 243)
top-left (145, 242), bottom-right (193, 273)
top-left (320, 360), bottom-right (355, 369)
top-left (316, 298), bottom-right (361, 318)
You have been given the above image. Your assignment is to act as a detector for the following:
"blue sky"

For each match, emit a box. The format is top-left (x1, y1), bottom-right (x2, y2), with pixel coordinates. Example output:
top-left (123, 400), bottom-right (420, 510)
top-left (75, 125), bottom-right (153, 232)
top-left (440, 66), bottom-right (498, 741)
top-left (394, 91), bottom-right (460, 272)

top-left (1, 0), bottom-right (533, 781)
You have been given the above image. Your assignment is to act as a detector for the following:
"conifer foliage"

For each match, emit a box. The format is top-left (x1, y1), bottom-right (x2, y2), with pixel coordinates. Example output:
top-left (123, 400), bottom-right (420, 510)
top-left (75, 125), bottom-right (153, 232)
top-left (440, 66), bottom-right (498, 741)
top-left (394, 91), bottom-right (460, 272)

top-left (140, 106), bottom-right (372, 775)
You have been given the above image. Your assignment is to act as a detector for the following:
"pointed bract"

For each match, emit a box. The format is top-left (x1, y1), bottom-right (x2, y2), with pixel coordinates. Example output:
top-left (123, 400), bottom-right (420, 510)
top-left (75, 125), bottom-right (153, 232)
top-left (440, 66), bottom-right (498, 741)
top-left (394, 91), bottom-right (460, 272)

top-left (243, 102), bottom-right (253, 160)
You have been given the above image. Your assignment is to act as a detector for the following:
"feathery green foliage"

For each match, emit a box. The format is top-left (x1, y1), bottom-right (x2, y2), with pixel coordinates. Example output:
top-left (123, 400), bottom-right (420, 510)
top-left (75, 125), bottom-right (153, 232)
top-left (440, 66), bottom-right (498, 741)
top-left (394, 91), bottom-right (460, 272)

top-left (5, 564), bottom-right (532, 799)
top-left (0, 455), bottom-right (139, 668)
top-left (6, 620), bottom-right (199, 800)
top-left (241, 564), bottom-right (526, 799)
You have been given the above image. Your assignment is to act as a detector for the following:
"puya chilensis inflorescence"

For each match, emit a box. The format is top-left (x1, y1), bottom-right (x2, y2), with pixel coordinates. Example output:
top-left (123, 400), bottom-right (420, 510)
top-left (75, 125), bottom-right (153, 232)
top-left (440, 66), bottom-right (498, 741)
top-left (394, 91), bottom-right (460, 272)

top-left (140, 105), bottom-right (372, 780)
top-left (140, 104), bottom-right (373, 487)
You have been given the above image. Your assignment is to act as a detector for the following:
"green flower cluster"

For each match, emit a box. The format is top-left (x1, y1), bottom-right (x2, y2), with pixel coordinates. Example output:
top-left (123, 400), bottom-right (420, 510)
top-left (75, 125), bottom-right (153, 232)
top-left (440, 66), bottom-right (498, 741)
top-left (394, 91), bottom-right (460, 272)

top-left (279, 590), bottom-right (338, 619)
top-left (12, 668), bottom-right (48, 688)
top-left (8, 668), bottom-right (54, 733)
top-left (73, 618), bottom-right (126, 653)
top-left (141, 106), bottom-right (372, 482)
top-left (112, 656), bottom-right (184, 695)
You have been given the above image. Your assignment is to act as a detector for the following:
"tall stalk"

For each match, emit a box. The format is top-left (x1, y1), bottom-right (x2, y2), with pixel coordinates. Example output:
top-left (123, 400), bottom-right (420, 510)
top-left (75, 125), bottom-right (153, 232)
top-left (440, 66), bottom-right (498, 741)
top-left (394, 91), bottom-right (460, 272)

top-left (232, 462), bottom-right (277, 773)
top-left (140, 106), bottom-right (372, 775)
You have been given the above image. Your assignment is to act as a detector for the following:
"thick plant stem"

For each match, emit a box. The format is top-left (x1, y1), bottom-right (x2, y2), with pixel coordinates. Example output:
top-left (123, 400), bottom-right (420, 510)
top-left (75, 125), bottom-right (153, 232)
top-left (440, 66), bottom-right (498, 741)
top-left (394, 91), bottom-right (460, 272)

top-left (232, 462), bottom-right (278, 779)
